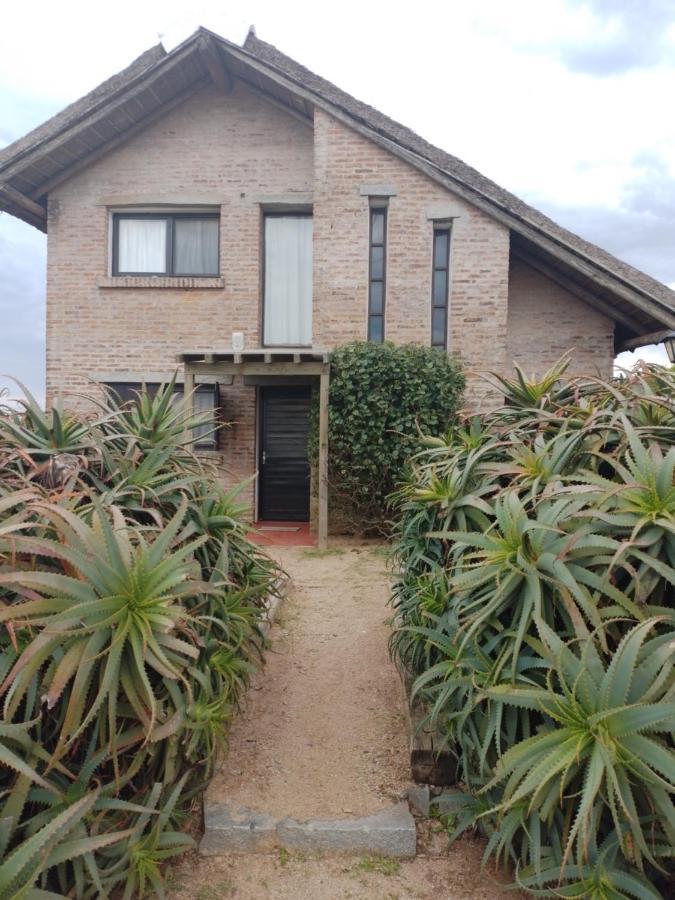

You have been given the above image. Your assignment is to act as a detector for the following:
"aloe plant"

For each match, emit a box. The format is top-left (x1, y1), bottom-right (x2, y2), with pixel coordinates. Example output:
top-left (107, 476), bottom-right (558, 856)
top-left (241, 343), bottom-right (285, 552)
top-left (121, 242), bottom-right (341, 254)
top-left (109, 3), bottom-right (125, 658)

top-left (484, 620), bottom-right (675, 875)
top-left (0, 380), bottom-right (279, 896)
top-left (390, 357), bottom-right (675, 896)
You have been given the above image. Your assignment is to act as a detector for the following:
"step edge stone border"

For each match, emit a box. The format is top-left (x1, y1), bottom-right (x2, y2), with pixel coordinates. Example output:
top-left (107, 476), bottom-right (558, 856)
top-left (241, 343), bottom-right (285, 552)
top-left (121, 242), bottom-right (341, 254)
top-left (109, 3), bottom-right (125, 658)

top-left (200, 801), bottom-right (417, 858)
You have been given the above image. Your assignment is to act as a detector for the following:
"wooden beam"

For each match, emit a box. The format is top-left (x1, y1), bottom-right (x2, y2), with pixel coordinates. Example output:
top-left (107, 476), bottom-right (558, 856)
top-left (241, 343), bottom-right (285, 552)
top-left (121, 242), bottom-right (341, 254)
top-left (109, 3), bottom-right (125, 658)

top-left (512, 248), bottom-right (645, 333)
top-left (0, 183), bottom-right (46, 223)
top-left (0, 44), bottom-right (201, 187)
top-left (197, 35), bottom-right (234, 93)
top-left (185, 361), bottom-right (326, 376)
top-left (31, 80), bottom-right (207, 199)
top-left (619, 328), bottom-right (675, 352)
top-left (318, 366), bottom-right (330, 550)
top-left (236, 76), bottom-right (314, 128)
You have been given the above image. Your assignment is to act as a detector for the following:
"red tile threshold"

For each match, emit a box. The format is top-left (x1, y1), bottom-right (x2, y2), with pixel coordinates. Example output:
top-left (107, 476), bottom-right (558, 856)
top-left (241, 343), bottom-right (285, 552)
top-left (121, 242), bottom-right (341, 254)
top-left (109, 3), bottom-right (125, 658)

top-left (247, 521), bottom-right (316, 547)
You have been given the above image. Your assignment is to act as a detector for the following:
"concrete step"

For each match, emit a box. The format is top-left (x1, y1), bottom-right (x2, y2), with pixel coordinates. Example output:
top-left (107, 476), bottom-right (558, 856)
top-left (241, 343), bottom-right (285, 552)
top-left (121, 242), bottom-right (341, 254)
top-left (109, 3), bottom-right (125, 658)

top-left (200, 800), bottom-right (417, 858)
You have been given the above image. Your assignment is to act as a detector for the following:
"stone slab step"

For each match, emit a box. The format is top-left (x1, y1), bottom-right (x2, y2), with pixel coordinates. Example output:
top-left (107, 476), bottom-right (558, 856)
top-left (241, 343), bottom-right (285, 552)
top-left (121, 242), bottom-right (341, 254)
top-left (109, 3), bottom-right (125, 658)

top-left (200, 801), bottom-right (417, 858)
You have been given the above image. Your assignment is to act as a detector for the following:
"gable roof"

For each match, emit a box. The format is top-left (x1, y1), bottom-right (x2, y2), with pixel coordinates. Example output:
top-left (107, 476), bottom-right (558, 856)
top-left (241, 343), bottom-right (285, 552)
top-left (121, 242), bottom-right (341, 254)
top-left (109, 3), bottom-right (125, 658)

top-left (1, 26), bottom-right (673, 346)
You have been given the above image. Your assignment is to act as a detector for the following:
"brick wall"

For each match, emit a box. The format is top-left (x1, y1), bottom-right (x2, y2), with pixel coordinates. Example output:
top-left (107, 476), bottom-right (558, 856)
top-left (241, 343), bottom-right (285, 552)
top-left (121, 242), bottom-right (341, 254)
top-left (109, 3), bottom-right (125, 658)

top-left (507, 258), bottom-right (614, 379)
top-left (45, 85), bottom-right (616, 518)
top-left (46, 82), bottom-right (314, 498)
top-left (312, 110), bottom-right (510, 408)
top-left (47, 82), bottom-right (314, 386)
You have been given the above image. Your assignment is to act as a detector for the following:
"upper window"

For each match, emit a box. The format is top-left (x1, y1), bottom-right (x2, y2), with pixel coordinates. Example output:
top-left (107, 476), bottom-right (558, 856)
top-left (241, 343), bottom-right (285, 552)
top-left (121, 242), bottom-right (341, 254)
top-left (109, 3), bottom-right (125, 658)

top-left (112, 213), bottom-right (220, 276)
top-left (431, 225), bottom-right (451, 349)
top-left (368, 205), bottom-right (387, 342)
top-left (263, 213), bottom-right (313, 346)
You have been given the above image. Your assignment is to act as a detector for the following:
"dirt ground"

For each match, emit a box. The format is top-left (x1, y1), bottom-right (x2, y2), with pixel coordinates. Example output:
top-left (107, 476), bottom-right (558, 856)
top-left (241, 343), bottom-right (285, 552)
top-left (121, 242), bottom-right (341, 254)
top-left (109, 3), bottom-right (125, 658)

top-left (205, 542), bottom-right (411, 819)
top-left (169, 541), bottom-right (518, 899)
top-left (168, 841), bottom-right (518, 899)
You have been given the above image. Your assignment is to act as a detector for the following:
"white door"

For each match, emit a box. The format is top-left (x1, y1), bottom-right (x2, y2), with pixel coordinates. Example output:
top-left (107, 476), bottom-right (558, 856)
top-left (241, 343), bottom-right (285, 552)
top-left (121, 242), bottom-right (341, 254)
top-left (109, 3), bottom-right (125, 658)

top-left (263, 215), bottom-right (313, 346)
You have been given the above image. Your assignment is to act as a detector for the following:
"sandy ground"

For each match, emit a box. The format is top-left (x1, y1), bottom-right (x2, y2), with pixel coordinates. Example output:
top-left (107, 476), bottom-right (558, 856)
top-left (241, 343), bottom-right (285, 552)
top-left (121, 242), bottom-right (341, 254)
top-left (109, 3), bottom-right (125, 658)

top-left (168, 841), bottom-right (518, 899)
top-left (169, 541), bottom-right (519, 899)
top-left (206, 542), bottom-right (411, 819)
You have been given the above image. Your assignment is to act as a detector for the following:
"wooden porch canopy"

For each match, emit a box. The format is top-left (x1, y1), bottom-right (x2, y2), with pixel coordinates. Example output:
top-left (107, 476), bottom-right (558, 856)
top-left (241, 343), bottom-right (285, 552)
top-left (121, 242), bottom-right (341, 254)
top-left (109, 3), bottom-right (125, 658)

top-left (177, 348), bottom-right (330, 548)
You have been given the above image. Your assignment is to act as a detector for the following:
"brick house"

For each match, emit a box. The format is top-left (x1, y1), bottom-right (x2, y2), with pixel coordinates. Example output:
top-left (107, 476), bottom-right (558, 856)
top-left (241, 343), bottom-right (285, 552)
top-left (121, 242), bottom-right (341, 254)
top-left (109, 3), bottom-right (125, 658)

top-left (1, 26), bottom-right (674, 543)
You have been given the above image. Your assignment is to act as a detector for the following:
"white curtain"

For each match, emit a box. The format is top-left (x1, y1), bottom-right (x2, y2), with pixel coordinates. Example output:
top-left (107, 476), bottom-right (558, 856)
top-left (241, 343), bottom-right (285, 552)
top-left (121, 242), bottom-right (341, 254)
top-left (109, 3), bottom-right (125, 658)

top-left (118, 219), bottom-right (167, 273)
top-left (264, 216), bottom-right (312, 345)
top-left (174, 219), bottom-right (219, 275)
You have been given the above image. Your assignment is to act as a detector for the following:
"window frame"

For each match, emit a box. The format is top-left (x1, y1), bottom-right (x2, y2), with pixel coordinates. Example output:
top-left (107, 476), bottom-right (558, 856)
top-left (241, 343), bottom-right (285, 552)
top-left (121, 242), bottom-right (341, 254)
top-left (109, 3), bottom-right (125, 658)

top-left (430, 223), bottom-right (451, 350)
top-left (367, 203), bottom-right (388, 342)
top-left (111, 212), bottom-right (220, 277)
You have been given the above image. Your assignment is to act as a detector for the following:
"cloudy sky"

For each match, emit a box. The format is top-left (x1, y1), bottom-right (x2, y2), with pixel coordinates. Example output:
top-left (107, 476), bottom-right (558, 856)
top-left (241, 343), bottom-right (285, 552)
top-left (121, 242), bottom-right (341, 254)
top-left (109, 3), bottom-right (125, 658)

top-left (1, 0), bottom-right (674, 402)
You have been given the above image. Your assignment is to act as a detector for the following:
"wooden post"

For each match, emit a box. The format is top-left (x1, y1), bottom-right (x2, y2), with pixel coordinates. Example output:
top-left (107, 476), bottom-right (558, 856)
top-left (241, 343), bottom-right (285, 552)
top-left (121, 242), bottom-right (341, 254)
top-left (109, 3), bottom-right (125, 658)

top-left (183, 366), bottom-right (195, 447)
top-left (318, 365), bottom-right (330, 549)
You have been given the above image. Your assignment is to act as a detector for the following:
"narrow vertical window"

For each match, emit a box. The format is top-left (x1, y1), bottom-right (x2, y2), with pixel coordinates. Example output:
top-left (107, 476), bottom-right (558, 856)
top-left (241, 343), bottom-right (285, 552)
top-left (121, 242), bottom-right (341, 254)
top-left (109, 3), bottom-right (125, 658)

top-left (263, 213), bottom-right (313, 346)
top-left (368, 205), bottom-right (387, 342)
top-left (431, 225), bottom-right (451, 349)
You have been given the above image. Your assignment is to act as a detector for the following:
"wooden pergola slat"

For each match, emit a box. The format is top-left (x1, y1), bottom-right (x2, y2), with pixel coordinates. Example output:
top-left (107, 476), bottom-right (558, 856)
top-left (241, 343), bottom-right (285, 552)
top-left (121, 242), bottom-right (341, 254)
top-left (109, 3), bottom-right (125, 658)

top-left (179, 348), bottom-right (330, 549)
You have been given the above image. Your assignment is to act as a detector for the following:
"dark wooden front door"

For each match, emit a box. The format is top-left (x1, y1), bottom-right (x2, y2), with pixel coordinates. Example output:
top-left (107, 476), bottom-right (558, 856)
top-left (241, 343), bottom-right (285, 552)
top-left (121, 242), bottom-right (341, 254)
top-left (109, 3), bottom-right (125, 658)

top-left (258, 386), bottom-right (311, 521)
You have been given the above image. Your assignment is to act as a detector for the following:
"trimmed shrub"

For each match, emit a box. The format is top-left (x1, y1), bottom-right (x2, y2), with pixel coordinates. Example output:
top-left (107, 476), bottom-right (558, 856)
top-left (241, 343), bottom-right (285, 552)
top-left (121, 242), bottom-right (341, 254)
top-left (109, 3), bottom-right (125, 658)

top-left (0, 380), bottom-right (279, 897)
top-left (309, 341), bottom-right (464, 533)
top-left (390, 357), bottom-right (675, 898)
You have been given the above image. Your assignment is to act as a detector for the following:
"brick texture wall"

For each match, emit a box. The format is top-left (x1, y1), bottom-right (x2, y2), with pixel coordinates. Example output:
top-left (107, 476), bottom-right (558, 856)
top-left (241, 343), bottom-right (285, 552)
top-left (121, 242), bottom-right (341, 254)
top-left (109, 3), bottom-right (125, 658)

top-left (45, 85), bottom-right (616, 517)
top-left (312, 110), bottom-right (510, 408)
top-left (46, 82), bottom-right (314, 504)
top-left (507, 258), bottom-right (614, 379)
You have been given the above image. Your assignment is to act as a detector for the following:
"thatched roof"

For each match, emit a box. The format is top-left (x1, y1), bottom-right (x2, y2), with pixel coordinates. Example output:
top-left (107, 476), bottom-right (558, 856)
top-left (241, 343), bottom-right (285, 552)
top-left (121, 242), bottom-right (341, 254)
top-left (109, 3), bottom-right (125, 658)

top-left (1, 26), bottom-right (673, 344)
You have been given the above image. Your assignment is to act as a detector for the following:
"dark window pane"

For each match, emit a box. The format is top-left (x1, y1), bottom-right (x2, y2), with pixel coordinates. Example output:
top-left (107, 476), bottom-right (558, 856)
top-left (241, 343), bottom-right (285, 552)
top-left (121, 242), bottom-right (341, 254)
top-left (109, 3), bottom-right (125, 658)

top-left (433, 230), bottom-right (449, 269)
top-left (104, 381), bottom-right (217, 448)
top-left (432, 308), bottom-right (447, 347)
top-left (369, 280), bottom-right (384, 315)
top-left (371, 212), bottom-right (385, 244)
top-left (368, 315), bottom-right (384, 343)
top-left (433, 270), bottom-right (447, 307)
top-left (174, 218), bottom-right (219, 275)
top-left (370, 245), bottom-right (384, 280)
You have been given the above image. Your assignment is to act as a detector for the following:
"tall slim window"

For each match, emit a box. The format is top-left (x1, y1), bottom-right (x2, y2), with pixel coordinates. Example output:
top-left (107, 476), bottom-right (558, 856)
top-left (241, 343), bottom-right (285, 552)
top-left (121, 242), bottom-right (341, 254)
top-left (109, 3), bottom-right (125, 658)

top-left (368, 205), bottom-right (387, 342)
top-left (263, 213), bottom-right (313, 346)
top-left (431, 225), bottom-right (451, 349)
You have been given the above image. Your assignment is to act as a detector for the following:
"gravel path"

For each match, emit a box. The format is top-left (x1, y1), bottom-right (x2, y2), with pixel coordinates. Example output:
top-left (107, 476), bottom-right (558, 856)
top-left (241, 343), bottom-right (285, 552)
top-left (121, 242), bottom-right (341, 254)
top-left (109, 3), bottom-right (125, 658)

top-left (169, 540), bottom-right (518, 899)
top-left (205, 541), bottom-right (411, 820)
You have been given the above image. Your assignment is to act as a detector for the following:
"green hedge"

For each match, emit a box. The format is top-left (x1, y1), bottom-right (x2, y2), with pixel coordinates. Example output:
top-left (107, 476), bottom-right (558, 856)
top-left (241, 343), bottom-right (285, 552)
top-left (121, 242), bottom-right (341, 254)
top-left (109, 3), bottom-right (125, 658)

top-left (309, 342), bottom-right (464, 533)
